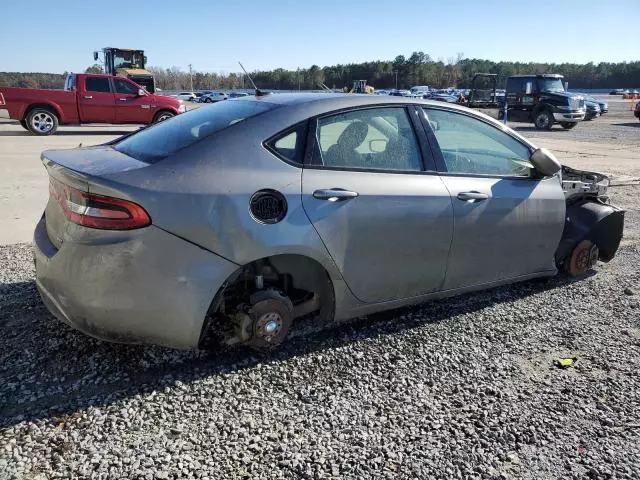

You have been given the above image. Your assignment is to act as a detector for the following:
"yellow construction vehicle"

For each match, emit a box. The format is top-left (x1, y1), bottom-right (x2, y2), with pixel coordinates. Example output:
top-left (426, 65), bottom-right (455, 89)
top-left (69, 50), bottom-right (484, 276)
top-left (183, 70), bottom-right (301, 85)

top-left (348, 80), bottom-right (375, 94)
top-left (93, 47), bottom-right (156, 93)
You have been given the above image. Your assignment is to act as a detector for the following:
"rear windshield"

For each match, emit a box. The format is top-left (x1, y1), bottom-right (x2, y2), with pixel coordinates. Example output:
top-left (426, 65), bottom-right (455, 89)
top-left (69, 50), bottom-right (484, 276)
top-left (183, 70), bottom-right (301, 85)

top-left (114, 100), bottom-right (277, 163)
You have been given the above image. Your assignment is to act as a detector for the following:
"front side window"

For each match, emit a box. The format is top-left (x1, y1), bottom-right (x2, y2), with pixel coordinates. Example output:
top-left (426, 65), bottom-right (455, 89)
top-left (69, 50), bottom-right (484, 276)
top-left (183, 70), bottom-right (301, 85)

top-left (114, 79), bottom-right (139, 95)
top-left (315, 107), bottom-right (423, 171)
top-left (85, 77), bottom-right (111, 93)
top-left (424, 108), bottom-right (534, 177)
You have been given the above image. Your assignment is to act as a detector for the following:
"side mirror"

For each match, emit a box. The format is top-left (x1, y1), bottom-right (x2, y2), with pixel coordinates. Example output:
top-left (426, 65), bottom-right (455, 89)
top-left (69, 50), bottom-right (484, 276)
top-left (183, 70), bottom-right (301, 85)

top-left (428, 120), bottom-right (439, 131)
top-left (137, 88), bottom-right (146, 97)
top-left (530, 148), bottom-right (561, 177)
top-left (93, 51), bottom-right (98, 61)
top-left (525, 82), bottom-right (533, 95)
top-left (369, 139), bottom-right (387, 153)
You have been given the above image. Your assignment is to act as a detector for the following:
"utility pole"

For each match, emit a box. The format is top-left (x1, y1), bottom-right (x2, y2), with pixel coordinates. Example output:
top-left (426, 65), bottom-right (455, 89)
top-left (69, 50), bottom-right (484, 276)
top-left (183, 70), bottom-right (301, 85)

top-left (394, 70), bottom-right (398, 89)
top-left (188, 64), bottom-right (193, 91)
top-left (297, 68), bottom-right (301, 91)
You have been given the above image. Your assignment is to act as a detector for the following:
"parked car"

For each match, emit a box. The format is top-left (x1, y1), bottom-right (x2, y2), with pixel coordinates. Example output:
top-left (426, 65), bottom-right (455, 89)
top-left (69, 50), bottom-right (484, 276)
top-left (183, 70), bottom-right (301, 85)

top-left (0, 73), bottom-right (184, 135)
top-left (634, 100), bottom-right (640, 121)
top-left (583, 94), bottom-right (608, 114)
top-left (409, 85), bottom-right (430, 97)
top-left (33, 94), bottom-right (624, 350)
top-left (228, 92), bottom-right (250, 99)
top-left (584, 98), bottom-right (601, 120)
top-left (177, 92), bottom-right (198, 101)
top-left (609, 89), bottom-right (625, 95)
top-left (201, 92), bottom-right (228, 103)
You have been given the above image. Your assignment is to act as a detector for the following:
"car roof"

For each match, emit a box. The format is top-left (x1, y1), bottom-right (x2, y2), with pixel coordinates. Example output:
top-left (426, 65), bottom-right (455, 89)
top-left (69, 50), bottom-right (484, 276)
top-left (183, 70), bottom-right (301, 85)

top-left (509, 74), bottom-right (564, 78)
top-left (232, 92), bottom-right (507, 123)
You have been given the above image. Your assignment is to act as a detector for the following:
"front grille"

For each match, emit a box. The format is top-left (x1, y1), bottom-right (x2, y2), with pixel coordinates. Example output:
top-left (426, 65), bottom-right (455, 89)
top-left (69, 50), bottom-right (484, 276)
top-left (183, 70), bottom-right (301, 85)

top-left (570, 97), bottom-right (585, 110)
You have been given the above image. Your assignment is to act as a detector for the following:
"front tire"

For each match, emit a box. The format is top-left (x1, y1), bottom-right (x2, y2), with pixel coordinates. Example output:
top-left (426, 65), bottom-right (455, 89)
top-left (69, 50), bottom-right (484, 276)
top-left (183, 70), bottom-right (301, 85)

top-left (533, 110), bottom-right (553, 130)
top-left (19, 119), bottom-right (28, 130)
top-left (560, 122), bottom-right (577, 130)
top-left (25, 108), bottom-right (59, 135)
top-left (153, 111), bottom-right (175, 124)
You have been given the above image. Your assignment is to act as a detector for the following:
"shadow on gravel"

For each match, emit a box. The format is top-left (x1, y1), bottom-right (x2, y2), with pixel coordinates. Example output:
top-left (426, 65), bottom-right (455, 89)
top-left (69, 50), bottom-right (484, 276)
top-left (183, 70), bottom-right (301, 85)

top-left (0, 274), bottom-right (581, 428)
top-left (0, 130), bottom-right (134, 137)
top-left (612, 122), bottom-right (640, 128)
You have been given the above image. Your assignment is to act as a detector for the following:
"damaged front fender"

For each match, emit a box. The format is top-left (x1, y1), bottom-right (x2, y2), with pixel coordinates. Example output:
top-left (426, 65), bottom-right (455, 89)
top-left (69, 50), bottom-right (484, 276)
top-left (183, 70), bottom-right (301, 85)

top-left (555, 166), bottom-right (625, 270)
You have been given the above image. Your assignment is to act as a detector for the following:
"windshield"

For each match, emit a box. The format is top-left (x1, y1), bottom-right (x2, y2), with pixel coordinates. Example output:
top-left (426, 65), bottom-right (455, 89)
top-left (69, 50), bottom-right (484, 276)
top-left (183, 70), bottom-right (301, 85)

top-left (114, 100), bottom-right (277, 163)
top-left (538, 78), bottom-right (565, 93)
top-left (113, 50), bottom-right (145, 70)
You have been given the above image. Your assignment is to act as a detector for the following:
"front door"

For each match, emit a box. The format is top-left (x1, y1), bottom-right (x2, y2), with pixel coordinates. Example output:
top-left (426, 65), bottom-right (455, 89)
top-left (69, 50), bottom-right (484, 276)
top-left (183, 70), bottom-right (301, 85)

top-left (422, 107), bottom-right (566, 290)
top-left (301, 106), bottom-right (454, 303)
top-left (113, 77), bottom-right (153, 124)
top-left (78, 76), bottom-right (115, 123)
top-left (505, 77), bottom-right (534, 122)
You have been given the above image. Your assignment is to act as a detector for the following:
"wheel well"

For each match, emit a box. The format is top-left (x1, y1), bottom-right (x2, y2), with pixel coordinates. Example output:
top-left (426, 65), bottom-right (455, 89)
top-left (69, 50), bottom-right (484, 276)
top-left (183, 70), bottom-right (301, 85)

top-left (23, 104), bottom-right (60, 122)
top-left (153, 109), bottom-right (176, 121)
top-left (532, 105), bottom-right (553, 117)
top-left (199, 254), bottom-right (335, 348)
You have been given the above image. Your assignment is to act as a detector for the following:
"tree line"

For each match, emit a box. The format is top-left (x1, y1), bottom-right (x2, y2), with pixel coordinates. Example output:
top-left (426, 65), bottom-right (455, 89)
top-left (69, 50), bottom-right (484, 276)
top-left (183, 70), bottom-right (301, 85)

top-left (2, 53), bottom-right (640, 91)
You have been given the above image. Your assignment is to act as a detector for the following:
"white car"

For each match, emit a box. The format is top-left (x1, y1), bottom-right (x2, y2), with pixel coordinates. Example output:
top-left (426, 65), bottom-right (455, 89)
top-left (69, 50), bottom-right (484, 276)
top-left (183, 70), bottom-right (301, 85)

top-left (176, 92), bottom-right (197, 101)
top-left (201, 92), bottom-right (228, 103)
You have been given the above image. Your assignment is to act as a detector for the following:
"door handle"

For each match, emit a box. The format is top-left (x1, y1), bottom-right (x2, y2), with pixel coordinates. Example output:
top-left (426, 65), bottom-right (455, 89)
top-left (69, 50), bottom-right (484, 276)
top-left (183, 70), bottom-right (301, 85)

top-left (83, 95), bottom-right (93, 99)
top-left (313, 189), bottom-right (359, 202)
top-left (457, 191), bottom-right (489, 202)
top-left (118, 98), bottom-right (127, 101)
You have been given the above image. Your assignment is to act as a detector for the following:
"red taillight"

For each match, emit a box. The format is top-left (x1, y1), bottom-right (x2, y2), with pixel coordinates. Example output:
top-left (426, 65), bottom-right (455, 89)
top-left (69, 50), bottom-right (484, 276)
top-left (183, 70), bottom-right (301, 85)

top-left (49, 178), bottom-right (151, 230)
top-left (0, 93), bottom-right (5, 106)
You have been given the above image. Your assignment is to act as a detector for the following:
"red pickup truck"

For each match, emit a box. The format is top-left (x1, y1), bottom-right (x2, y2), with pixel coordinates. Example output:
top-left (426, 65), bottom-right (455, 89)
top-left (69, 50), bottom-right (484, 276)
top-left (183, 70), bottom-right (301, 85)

top-left (0, 73), bottom-right (185, 135)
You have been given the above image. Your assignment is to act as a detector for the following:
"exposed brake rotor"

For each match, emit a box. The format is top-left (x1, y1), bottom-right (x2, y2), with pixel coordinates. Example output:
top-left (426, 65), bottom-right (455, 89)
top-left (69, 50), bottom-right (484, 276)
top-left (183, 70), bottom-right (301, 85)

top-left (566, 239), bottom-right (599, 277)
top-left (229, 291), bottom-right (293, 349)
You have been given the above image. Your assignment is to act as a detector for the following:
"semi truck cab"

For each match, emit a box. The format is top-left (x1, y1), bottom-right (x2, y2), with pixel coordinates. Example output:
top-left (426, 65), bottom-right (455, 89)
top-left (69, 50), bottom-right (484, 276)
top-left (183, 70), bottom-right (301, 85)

top-left (504, 74), bottom-right (585, 130)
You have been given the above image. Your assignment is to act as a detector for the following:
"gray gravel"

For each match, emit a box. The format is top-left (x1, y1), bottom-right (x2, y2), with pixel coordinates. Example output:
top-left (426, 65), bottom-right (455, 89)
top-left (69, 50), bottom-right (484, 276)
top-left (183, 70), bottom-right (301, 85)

top-left (1, 143), bottom-right (640, 478)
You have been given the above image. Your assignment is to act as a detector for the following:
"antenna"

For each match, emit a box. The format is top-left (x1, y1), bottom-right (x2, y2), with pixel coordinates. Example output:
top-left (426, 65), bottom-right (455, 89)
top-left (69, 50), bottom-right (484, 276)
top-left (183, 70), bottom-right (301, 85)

top-left (238, 61), bottom-right (269, 96)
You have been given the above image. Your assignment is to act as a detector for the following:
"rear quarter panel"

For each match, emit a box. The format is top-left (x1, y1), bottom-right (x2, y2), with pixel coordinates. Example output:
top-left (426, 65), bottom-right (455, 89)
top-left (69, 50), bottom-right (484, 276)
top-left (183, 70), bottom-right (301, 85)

top-left (95, 106), bottom-right (344, 281)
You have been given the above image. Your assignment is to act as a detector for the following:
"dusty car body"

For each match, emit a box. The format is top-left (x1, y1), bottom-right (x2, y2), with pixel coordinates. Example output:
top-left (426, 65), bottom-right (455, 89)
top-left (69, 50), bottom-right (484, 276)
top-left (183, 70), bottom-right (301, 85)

top-left (33, 94), bottom-right (625, 350)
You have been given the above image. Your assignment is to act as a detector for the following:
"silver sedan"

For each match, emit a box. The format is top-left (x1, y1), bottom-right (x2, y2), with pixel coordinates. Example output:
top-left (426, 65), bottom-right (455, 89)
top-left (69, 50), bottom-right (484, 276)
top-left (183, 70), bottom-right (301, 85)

top-left (33, 94), bottom-right (625, 350)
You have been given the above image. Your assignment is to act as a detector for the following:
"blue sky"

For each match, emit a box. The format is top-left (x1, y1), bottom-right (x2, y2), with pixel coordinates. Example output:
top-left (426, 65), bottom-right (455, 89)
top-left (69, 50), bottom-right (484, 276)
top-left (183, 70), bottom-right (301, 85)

top-left (1, 0), bottom-right (637, 73)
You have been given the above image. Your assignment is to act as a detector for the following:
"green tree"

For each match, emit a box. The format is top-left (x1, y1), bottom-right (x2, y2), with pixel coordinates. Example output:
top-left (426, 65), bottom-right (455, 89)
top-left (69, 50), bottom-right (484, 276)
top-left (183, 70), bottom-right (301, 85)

top-left (85, 64), bottom-right (104, 74)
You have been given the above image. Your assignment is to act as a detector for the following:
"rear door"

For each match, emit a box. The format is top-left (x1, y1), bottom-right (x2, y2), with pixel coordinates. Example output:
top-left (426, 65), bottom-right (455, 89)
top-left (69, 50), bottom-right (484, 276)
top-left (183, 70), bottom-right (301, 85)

top-left (78, 76), bottom-right (115, 123)
top-left (301, 105), bottom-right (454, 303)
top-left (113, 77), bottom-right (152, 124)
top-left (421, 107), bottom-right (565, 290)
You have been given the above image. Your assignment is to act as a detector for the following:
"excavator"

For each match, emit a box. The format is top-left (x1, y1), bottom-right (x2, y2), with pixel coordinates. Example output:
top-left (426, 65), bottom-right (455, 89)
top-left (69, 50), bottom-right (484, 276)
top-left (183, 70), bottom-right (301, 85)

top-left (93, 47), bottom-right (156, 93)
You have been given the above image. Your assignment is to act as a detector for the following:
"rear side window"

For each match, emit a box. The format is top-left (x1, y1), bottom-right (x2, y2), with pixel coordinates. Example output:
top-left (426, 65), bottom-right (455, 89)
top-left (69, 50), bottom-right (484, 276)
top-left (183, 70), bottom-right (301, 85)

top-left (85, 77), bottom-right (111, 93)
top-left (114, 100), bottom-right (277, 163)
top-left (265, 122), bottom-right (307, 165)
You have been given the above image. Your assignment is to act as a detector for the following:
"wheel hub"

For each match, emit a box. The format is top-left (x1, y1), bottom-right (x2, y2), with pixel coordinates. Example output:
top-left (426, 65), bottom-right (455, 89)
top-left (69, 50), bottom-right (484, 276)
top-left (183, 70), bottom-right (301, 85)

top-left (255, 311), bottom-right (283, 340)
top-left (32, 112), bottom-right (53, 132)
top-left (229, 292), bottom-right (294, 349)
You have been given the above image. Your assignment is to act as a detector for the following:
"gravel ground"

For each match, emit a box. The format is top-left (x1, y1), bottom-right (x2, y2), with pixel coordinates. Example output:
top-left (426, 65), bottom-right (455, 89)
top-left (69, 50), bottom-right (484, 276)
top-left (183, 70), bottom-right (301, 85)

top-left (1, 104), bottom-right (640, 479)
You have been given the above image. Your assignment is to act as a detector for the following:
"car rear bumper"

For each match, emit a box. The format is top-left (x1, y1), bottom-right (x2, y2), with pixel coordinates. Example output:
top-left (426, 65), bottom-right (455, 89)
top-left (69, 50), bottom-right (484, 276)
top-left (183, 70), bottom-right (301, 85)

top-left (33, 215), bottom-right (238, 349)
